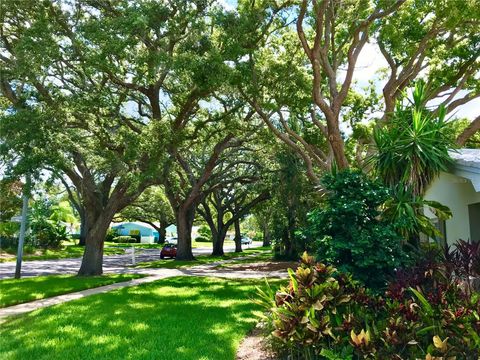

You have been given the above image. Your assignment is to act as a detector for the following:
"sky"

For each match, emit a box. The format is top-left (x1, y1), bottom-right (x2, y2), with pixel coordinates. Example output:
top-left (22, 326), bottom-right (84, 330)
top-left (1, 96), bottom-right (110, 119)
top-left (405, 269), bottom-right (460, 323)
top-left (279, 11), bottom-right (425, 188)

top-left (218, 0), bottom-right (479, 122)
top-left (353, 43), bottom-right (479, 121)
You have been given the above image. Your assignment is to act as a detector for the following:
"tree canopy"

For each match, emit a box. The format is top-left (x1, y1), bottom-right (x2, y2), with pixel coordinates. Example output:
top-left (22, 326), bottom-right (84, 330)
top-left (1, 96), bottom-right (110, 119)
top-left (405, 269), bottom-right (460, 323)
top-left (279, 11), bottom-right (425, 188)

top-left (1, 0), bottom-right (478, 274)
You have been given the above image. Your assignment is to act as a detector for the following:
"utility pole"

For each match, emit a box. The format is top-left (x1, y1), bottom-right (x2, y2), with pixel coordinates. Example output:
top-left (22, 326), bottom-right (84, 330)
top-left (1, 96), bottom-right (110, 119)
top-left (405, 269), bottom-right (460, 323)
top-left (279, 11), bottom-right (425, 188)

top-left (15, 174), bottom-right (31, 279)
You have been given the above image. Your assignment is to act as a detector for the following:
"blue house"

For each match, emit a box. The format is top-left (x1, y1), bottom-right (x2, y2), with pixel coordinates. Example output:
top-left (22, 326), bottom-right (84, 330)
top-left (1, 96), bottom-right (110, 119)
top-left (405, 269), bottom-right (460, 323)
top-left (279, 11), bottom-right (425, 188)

top-left (111, 222), bottom-right (159, 243)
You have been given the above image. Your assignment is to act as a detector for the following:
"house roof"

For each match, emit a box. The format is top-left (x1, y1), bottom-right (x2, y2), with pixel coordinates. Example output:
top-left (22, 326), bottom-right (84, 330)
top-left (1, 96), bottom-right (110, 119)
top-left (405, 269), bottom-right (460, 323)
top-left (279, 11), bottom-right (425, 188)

top-left (449, 149), bottom-right (480, 191)
top-left (449, 149), bottom-right (480, 170)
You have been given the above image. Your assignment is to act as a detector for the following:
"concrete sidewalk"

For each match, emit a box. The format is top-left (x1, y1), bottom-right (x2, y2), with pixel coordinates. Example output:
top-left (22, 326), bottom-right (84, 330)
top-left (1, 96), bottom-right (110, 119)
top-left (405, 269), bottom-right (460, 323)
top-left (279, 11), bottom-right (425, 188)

top-left (0, 252), bottom-right (287, 321)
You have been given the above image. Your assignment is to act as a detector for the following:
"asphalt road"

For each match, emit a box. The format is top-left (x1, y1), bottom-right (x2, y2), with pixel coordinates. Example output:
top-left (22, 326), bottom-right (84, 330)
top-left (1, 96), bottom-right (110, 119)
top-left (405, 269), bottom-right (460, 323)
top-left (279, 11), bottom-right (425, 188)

top-left (0, 241), bottom-right (264, 279)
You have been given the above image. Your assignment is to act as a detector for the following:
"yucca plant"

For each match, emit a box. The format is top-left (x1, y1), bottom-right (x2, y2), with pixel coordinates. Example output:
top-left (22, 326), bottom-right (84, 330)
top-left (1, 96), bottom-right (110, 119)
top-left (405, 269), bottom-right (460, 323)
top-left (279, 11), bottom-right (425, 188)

top-left (373, 81), bottom-right (454, 197)
top-left (382, 185), bottom-right (452, 240)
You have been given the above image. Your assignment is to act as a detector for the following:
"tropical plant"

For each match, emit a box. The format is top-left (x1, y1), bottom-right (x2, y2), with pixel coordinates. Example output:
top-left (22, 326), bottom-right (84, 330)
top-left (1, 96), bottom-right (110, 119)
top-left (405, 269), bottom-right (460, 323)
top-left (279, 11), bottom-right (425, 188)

top-left (372, 81), bottom-right (454, 197)
top-left (382, 185), bottom-right (452, 239)
top-left (305, 169), bottom-right (408, 289)
top-left (451, 239), bottom-right (480, 295)
top-left (258, 253), bottom-right (480, 360)
top-left (29, 199), bottom-right (68, 249)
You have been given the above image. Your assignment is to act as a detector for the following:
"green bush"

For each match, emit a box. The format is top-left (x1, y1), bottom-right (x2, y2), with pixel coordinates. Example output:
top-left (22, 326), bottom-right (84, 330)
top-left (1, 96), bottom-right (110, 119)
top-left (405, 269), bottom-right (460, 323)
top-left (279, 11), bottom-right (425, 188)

top-left (105, 228), bottom-right (119, 242)
top-left (195, 236), bottom-right (211, 242)
top-left (112, 236), bottom-right (137, 243)
top-left (305, 169), bottom-right (408, 289)
top-left (198, 225), bottom-right (211, 238)
top-left (257, 253), bottom-right (480, 360)
top-left (30, 219), bottom-right (67, 249)
top-left (128, 230), bottom-right (141, 243)
top-left (253, 232), bottom-right (263, 242)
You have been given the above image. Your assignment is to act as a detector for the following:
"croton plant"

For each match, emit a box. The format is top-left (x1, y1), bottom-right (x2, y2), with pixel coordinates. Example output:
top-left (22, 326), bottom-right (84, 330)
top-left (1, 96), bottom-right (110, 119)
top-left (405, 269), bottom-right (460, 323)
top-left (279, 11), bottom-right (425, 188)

top-left (257, 252), bottom-right (480, 360)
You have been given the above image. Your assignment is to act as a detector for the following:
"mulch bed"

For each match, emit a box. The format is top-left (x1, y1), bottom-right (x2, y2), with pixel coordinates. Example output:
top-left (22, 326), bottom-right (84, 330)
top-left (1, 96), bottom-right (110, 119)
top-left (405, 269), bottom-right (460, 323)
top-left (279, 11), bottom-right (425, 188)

top-left (220, 261), bottom-right (297, 272)
top-left (236, 325), bottom-right (277, 360)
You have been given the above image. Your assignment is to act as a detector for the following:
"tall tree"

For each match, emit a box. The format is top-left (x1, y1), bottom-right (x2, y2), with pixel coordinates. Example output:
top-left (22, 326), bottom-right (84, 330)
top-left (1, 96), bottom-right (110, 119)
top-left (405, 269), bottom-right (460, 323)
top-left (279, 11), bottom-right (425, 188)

top-left (196, 135), bottom-right (271, 256)
top-left (0, 0), bottom-right (240, 271)
top-left (237, 0), bottom-right (479, 181)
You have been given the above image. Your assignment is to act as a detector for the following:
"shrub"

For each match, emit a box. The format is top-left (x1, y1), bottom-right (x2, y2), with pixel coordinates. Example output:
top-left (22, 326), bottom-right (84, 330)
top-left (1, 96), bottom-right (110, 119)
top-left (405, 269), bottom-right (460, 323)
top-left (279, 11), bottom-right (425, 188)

top-left (198, 225), bottom-right (211, 238)
top-left (128, 230), bottom-right (141, 243)
top-left (195, 236), bottom-right (211, 242)
top-left (253, 232), bottom-right (263, 242)
top-left (105, 228), bottom-right (119, 243)
top-left (112, 236), bottom-right (137, 243)
top-left (30, 219), bottom-right (66, 249)
top-left (388, 239), bottom-right (480, 299)
top-left (305, 170), bottom-right (408, 289)
top-left (452, 239), bottom-right (480, 293)
top-left (258, 253), bottom-right (480, 360)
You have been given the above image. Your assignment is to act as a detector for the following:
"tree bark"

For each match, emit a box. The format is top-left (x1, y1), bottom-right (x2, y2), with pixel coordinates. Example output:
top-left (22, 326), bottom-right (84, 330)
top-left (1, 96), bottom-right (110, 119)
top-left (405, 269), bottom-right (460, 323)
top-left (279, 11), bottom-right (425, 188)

top-left (456, 115), bottom-right (480, 146)
top-left (211, 228), bottom-right (227, 256)
top-left (78, 210), bottom-right (86, 246)
top-left (262, 223), bottom-right (271, 247)
top-left (78, 210), bottom-right (111, 276)
top-left (158, 222), bottom-right (167, 244)
top-left (175, 206), bottom-right (195, 260)
top-left (234, 218), bottom-right (242, 253)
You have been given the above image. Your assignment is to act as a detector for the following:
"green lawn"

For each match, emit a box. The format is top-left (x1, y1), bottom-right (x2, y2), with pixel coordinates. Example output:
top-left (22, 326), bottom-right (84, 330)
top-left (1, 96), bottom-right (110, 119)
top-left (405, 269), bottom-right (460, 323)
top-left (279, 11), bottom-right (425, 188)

top-left (0, 274), bottom-right (143, 308)
top-left (135, 246), bottom-right (272, 269)
top-left (0, 276), bottom-right (281, 360)
top-left (0, 245), bottom-right (125, 262)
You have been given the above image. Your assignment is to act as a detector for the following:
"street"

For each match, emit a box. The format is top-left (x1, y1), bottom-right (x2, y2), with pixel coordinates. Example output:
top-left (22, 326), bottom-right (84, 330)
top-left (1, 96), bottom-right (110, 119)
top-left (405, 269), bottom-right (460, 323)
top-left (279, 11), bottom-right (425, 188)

top-left (0, 241), bottom-right (264, 279)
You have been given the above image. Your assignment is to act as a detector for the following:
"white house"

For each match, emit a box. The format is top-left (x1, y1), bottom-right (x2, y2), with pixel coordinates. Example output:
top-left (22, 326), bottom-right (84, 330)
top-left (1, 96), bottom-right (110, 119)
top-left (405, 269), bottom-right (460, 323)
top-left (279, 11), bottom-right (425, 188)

top-left (424, 149), bottom-right (480, 246)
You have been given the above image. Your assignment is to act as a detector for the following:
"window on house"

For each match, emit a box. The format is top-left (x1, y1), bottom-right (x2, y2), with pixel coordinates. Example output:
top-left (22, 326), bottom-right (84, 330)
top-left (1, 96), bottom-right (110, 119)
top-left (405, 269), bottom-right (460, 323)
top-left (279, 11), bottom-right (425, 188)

top-left (431, 218), bottom-right (447, 247)
top-left (468, 202), bottom-right (480, 243)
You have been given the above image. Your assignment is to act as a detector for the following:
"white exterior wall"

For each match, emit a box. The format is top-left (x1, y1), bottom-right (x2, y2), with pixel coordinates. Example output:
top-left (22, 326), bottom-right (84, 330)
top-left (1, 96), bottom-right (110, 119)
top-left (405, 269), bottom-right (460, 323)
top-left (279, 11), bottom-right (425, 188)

top-left (424, 172), bottom-right (480, 245)
top-left (140, 235), bottom-right (155, 244)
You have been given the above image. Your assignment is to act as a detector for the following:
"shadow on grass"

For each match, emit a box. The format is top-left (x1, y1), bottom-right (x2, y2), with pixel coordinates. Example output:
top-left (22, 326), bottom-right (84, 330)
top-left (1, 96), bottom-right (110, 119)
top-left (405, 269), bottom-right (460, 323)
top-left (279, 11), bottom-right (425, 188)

top-left (0, 274), bottom-right (143, 308)
top-left (0, 277), bottom-right (277, 360)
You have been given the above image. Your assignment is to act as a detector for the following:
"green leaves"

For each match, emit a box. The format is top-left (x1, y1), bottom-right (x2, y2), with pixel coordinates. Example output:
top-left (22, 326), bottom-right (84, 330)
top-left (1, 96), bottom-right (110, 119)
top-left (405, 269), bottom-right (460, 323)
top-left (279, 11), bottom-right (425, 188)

top-left (305, 169), bottom-right (407, 289)
top-left (372, 81), bottom-right (454, 196)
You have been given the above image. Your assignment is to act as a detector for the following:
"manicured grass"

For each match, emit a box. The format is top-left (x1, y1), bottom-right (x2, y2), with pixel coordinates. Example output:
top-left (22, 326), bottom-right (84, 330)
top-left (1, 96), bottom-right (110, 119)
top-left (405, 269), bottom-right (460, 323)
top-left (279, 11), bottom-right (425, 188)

top-left (0, 245), bottom-right (125, 263)
top-left (0, 274), bottom-right (144, 308)
top-left (0, 276), bottom-right (282, 360)
top-left (135, 246), bottom-right (272, 269)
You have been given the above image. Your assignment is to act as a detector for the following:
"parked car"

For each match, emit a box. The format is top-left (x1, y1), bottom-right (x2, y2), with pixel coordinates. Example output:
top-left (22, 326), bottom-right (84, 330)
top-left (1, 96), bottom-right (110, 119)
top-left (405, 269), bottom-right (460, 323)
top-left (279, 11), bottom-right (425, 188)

top-left (165, 236), bottom-right (178, 245)
top-left (240, 236), bottom-right (252, 245)
top-left (160, 244), bottom-right (177, 259)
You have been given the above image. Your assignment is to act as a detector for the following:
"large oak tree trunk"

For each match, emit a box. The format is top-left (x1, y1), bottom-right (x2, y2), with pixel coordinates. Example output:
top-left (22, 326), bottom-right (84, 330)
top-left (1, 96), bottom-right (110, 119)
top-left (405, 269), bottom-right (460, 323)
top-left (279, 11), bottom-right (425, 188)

top-left (211, 227), bottom-right (227, 256)
top-left (78, 211), bottom-right (87, 246)
top-left (78, 211), bottom-right (111, 276)
top-left (234, 219), bottom-right (242, 253)
top-left (158, 222), bottom-right (167, 244)
top-left (176, 206), bottom-right (195, 260)
top-left (262, 223), bottom-right (271, 247)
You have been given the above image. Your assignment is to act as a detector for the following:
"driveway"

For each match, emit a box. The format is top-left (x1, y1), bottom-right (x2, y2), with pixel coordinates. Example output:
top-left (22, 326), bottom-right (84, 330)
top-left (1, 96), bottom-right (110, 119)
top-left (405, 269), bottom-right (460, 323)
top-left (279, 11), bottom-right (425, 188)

top-left (0, 241), bottom-right (264, 279)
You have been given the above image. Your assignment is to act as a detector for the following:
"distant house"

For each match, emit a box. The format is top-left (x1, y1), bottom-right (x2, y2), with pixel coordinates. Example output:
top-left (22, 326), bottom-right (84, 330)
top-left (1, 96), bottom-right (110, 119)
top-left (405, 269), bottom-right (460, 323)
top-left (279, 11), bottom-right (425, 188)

top-left (111, 222), bottom-right (159, 243)
top-left (110, 222), bottom-right (198, 243)
top-left (424, 149), bottom-right (480, 246)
